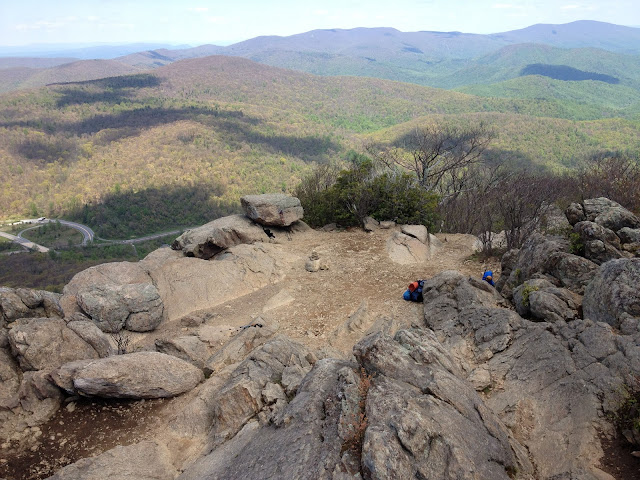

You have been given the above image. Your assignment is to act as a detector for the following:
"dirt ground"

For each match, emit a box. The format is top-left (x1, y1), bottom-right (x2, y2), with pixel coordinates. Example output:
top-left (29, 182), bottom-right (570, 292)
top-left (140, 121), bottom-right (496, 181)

top-left (144, 225), bottom-right (500, 353)
top-left (3, 224), bottom-right (500, 479)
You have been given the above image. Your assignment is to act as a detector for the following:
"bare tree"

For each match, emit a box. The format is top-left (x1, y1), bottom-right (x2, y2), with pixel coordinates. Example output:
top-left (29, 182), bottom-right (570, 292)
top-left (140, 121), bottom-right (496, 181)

top-left (438, 162), bottom-right (506, 234)
top-left (372, 122), bottom-right (495, 195)
top-left (576, 151), bottom-right (640, 213)
top-left (495, 171), bottom-right (558, 250)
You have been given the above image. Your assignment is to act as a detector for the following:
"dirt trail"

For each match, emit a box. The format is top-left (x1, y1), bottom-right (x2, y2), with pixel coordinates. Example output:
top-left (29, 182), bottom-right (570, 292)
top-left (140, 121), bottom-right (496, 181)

top-left (198, 226), bottom-right (498, 352)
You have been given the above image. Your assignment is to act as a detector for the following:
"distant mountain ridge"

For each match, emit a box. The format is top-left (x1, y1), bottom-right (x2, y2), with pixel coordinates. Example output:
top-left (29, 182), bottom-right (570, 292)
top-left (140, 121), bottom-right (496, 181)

top-left (0, 20), bottom-right (639, 113)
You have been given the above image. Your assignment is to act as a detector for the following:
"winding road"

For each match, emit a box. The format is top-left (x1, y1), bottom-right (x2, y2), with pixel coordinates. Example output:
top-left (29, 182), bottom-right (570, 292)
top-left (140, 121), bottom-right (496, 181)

top-left (17, 219), bottom-right (95, 246)
top-left (2, 218), bottom-right (181, 252)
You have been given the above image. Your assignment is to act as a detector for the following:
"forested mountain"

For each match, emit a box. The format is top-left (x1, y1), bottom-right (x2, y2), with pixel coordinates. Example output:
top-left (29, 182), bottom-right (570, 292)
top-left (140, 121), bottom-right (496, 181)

top-left (490, 20), bottom-right (640, 54)
top-left (0, 60), bottom-right (145, 93)
top-left (106, 22), bottom-right (640, 98)
top-left (1, 55), bottom-right (639, 237)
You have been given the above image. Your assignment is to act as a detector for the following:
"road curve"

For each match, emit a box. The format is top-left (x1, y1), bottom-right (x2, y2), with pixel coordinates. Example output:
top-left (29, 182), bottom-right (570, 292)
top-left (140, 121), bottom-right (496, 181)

top-left (18, 219), bottom-right (95, 246)
top-left (54, 219), bottom-right (95, 245)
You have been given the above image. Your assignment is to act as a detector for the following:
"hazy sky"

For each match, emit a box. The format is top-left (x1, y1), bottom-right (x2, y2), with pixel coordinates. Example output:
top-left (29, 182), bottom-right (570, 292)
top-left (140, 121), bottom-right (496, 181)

top-left (1, 0), bottom-right (638, 46)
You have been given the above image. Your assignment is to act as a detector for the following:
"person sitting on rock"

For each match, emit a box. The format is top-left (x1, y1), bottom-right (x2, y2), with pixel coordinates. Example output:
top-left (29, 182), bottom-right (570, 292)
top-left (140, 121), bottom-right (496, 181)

top-left (482, 270), bottom-right (495, 287)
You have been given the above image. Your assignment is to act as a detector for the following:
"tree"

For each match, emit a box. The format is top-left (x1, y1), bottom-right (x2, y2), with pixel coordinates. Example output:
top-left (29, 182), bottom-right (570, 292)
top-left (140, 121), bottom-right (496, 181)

top-left (295, 152), bottom-right (439, 229)
top-left (494, 171), bottom-right (558, 250)
top-left (372, 122), bottom-right (495, 195)
top-left (576, 151), bottom-right (640, 213)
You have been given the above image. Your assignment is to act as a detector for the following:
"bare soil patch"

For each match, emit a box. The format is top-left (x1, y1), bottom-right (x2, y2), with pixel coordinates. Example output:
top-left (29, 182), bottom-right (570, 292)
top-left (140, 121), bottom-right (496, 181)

top-left (0, 398), bottom-right (165, 480)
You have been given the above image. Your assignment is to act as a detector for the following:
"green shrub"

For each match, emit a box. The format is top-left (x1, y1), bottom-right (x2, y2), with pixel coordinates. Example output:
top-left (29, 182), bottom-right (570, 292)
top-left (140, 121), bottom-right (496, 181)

top-left (520, 283), bottom-right (540, 308)
top-left (568, 232), bottom-right (584, 255)
top-left (296, 153), bottom-right (439, 229)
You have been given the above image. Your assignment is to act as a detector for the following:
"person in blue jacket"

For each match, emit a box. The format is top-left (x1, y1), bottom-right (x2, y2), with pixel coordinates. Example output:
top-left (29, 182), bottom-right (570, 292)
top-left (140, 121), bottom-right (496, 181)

top-left (482, 270), bottom-right (495, 286)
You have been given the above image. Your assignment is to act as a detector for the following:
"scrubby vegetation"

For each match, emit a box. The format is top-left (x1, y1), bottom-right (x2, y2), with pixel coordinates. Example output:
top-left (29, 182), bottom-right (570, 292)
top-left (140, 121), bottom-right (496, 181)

top-left (296, 152), bottom-right (439, 229)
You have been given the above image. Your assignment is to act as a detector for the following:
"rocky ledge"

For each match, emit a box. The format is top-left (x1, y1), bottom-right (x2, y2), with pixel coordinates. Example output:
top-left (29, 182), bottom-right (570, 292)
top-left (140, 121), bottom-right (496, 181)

top-left (0, 195), bottom-right (639, 480)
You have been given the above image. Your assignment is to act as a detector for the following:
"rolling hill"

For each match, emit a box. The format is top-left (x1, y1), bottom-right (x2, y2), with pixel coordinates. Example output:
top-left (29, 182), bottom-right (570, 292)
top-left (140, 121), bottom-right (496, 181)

top-left (1, 55), bottom-right (639, 236)
top-left (0, 60), bottom-right (146, 93)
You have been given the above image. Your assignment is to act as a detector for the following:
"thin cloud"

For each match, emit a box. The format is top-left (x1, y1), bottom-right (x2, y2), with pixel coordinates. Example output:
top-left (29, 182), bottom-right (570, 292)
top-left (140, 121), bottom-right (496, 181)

top-left (188, 7), bottom-right (210, 12)
top-left (14, 20), bottom-right (65, 31)
top-left (561, 4), bottom-right (580, 9)
top-left (492, 3), bottom-right (523, 9)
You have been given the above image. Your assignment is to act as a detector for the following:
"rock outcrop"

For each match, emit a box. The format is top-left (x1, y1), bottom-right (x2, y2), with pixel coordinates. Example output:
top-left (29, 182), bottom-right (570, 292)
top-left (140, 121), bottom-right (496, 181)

top-left (172, 214), bottom-right (267, 259)
top-left (583, 258), bottom-right (640, 332)
top-left (354, 329), bottom-right (533, 479)
top-left (61, 262), bottom-right (163, 333)
top-left (3, 202), bottom-right (639, 480)
top-left (0, 287), bottom-right (63, 323)
top-left (151, 243), bottom-right (297, 322)
top-left (46, 440), bottom-right (178, 480)
top-left (52, 352), bottom-right (204, 399)
top-left (8, 318), bottom-right (101, 371)
top-left (386, 231), bottom-right (431, 264)
top-left (421, 270), bottom-right (639, 479)
top-left (241, 194), bottom-right (304, 227)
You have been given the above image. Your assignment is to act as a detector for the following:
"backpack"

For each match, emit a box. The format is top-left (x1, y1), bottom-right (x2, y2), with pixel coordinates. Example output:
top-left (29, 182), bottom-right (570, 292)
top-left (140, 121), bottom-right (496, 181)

top-left (403, 280), bottom-right (424, 302)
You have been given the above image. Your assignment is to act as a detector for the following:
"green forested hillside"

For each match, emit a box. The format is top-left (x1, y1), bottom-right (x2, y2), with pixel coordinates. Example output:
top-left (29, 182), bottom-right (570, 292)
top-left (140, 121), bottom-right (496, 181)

top-left (1, 56), bottom-right (639, 236)
top-left (459, 76), bottom-right (640, 117)
top-left (435, 44), bottom-right (640, 89)
top-left (367, 113), bottom-right (640, 171)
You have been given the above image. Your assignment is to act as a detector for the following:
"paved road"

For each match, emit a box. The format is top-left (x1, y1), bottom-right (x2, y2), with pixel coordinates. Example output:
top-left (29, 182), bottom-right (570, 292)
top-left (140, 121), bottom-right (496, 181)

top-left (3, 218), bottom-right (180, 252)
top-left (18, 218), bottom-right (95, 246)
top-left (0, 231), bottom-right (49, 253)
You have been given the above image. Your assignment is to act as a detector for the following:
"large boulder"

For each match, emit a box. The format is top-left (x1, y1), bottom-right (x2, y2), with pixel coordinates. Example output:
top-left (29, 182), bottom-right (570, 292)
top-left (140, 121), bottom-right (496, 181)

top-left (572, 220), bottom-right (624, 265)
top-left (172, 214), bottom-right (268, 259)
top-left (582, 197), bottom-right (623, 221)
top-left (583, 258), bottom-right (640, 330)
top-left (513, 279), bottom-right (580, 324)
top-left (565, 202), bottom-right (586, 226)
top-left (66, 320), bottom-right (114, 358)
top-left (0, 287), bottom-right (62, 323)
top-left (498, 233), bottom-right (598, 298)
top-left (241, 194), bottom-right (303, 227)
top-left (386, 232), bottom-right (431, 264)
top-left (8, 318), bottom-right (101, 371)
top-left (53, 351), bottom-right (204, 399)
top-left (61, 262), bottom-right (163, 333)
top-left (594, 205), bottom-right (640, 232)
top-left (155, 335), bottom-right (210, 370)
top-left (400, 224), bottom-right (429, 245)
top-left (151, 243), bottom-right (296, 323)
top-left (618, 227), bottom-right (640, 245)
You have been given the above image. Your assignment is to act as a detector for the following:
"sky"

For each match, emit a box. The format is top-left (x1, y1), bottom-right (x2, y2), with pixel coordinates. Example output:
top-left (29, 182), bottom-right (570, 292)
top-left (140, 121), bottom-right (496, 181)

top-left (0, 0), bottom-right (638, 47)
